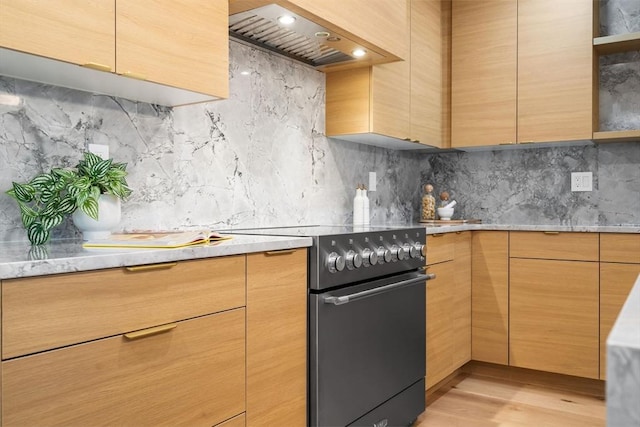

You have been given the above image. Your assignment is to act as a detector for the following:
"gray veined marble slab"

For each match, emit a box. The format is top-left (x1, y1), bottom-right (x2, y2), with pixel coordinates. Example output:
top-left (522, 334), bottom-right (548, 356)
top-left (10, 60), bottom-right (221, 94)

top-left (607, 273), bottom-right (640, 427)
top-left (0, 234), bottom-right (312, 280)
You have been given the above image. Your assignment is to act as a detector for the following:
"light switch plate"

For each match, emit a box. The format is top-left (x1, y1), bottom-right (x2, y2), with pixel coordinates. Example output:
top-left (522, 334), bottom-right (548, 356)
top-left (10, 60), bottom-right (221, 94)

top-left (369, 172), bottom-right (377, 192)
top-left (571, 172), bottom-right (592, 192)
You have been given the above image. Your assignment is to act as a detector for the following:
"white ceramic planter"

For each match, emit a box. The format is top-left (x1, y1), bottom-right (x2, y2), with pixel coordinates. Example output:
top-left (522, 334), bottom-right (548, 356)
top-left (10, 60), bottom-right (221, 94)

top-left (72, 194), bottom-right (121, 240)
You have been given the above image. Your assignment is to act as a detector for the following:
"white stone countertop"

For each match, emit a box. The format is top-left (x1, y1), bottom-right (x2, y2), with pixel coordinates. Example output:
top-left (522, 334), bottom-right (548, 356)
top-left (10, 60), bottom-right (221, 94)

top-left (0, 234), bottom-right (313, 280)
top-left (607, 273), bottom-right (640, 427)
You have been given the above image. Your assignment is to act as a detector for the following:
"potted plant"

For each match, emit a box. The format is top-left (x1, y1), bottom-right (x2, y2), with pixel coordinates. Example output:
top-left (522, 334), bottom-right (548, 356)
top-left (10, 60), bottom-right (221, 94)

top-left (6, 152), bottom-right (132, 245)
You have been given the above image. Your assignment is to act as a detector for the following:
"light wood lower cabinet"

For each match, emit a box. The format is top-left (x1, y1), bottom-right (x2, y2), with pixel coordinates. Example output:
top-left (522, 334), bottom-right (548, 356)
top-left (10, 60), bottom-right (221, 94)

top-left (471, 231), bottom-right (509, 365)
top-left (599, 233), bottom-right (640, 379)
top-left (2, 309), bottom-right (246, 426)
top-left (509, 258), bottom-right (599, 379)
top-left (247, 249), bottom-right (307, 426)
top-left (425, 232), bottom-right (471, 389)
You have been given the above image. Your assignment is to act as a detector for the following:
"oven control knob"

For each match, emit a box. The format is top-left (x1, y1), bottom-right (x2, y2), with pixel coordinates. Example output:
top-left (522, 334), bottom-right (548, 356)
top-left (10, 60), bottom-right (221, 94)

top-left (377, 246), bottom-right (392, 264)
top-left (390, 245), bottom-right (406, 261)
top-left (345, 250), bottom-right (362, 270)
top-left (362, 248), bottom-right (378, 267)
top-left (419, 243), bottom-right (426, 257)
top-left (327, 252), bottom-right (345, 273)
top-left (404, 243), bottom-right (419, 259)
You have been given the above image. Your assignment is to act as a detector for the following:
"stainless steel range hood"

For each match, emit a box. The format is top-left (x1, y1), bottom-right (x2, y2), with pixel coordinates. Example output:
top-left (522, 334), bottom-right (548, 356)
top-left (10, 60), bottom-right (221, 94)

top-left (229, 4), bottom-right (385, 68)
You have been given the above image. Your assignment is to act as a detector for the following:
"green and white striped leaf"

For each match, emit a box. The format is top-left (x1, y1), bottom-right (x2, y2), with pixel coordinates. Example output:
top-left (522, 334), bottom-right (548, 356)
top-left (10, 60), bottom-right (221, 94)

top-left (41, 213), bottom-right (64, 230)
top-left (10, 182), bottom-right (36, 203)
top-left (19, 204), bottom-right (38, 228)
top-left (51, 168), bottom-right (76, 180)
top-left (81, 197), bottom-right (99, 220)
top-left (27, 222), bottom-right (50, 246)
top-left (57, 195), bottom-right (77, 215)
top-left (89, 158), bottom-right (112, 180)
top-left (29, 173), bottom-right (54, 191)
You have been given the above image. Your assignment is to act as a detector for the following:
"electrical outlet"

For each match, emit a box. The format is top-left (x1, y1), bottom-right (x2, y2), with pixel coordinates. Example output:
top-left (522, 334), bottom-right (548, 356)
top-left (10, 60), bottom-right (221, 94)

top-left (369, 172), bottom-right (377, 192)
top-left (88, 144), bottom-right (109, 160)
top-left (571, 172), bottom-right (592, 192)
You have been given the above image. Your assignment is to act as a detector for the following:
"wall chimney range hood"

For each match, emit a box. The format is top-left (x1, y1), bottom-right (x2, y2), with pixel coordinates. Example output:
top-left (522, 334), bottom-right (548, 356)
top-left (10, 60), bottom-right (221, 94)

top-left (229, 4), bottom-right (385, 68)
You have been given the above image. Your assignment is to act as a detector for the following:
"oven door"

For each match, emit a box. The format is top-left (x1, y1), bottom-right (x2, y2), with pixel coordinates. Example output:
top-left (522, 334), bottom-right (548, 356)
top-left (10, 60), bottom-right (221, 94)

top-left (309, 271), bottom-right (428, 427)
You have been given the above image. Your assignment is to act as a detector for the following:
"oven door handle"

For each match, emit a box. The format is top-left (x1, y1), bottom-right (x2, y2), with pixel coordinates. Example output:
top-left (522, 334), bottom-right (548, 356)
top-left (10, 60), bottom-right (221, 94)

top-left (323, 273), bottom-right (436, 306)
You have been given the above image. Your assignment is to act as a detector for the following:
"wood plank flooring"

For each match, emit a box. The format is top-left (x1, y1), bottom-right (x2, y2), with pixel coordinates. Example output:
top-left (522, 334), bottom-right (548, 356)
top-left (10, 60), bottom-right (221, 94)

top-left (414, 372), bottom-right (606, 427)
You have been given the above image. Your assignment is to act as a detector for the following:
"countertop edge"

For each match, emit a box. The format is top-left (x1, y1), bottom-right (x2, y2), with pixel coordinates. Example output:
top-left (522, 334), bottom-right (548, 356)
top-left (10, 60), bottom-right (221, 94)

top-left (0, 235), bottom-right (313, 280)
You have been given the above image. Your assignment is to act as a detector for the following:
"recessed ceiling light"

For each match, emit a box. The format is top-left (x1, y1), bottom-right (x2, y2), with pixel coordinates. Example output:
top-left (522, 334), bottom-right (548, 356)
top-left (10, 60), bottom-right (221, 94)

top-left (277, 15), bottom-right (296, 25)
top-left (352, 48), bottom-right (367, 58)
top-left (315, 31), bottom-right (330, 39)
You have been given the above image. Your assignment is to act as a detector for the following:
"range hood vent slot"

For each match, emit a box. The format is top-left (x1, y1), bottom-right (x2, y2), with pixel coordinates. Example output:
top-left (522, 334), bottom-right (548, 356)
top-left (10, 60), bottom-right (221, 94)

top-left (229, 4), bottom-right (355, 67)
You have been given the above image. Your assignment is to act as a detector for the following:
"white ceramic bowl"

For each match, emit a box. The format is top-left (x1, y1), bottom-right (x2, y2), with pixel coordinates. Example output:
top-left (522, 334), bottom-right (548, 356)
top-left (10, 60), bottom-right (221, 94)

top-left (437, 207), bottom-right (454, 220)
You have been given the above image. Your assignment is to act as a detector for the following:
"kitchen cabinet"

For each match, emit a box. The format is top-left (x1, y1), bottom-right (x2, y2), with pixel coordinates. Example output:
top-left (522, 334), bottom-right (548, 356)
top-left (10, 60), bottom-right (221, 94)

top-left (247, 248), bottom-right (307, 426)
top-left (425, 231), bottom-right (471, 389)
top-left (1, 256), bottom-right (247, 426)
top-left (325, 0), bottom-right (450, 149)
top-left (599, 233), bottom-right (640, 379)
top-left (471, 231), bottom-right (509, 365)
top-left (451, 0), bottom-right (593, 148)
top-left (0, 0), bottom-right (228, 105)
top-left (509, 232), bottom-right (599, 379)
top-left (0, 0), bottom-right (115, 70)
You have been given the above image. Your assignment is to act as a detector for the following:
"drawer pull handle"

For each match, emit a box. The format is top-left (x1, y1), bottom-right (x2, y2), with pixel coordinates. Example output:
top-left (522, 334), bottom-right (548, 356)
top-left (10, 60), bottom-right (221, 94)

top-left (266, 249), bottom-right (297, 255)
top-left (82, 62), bottom-right (112, 72)
top-left (543, 231), bottom-right (560, 235)
top-left (124, 323), bottom-right (177, 340)
top-left (125, 262), bottom-right (178, 272)
top-left (499, 142), bottom-right (515, 145)
top-left (431, 233), bottom-right (444, 237)
top-left (122, 71), bottom-right (147, 80)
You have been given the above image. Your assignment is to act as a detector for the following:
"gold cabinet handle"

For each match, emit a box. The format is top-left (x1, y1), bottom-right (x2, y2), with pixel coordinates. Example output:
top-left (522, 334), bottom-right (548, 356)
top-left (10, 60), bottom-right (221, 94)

top-left (121, 71), bottom-right (147, 80)
top-left (543, 231), bottom-right (560, 235)
top-left (266, 249), bottom-right (297, 255)
top-left (520, 141), bottom-right (535, 144)
top-left (124, 323), bottom-right (177, 340)
top-left (499, 142), bottom-right (515, 145)
top-left (125, 262), bottom-right (178, 272)
top-left (82, 62), bottom-right (112, 72)
top-left (430, 233), bottom-right (444, 237)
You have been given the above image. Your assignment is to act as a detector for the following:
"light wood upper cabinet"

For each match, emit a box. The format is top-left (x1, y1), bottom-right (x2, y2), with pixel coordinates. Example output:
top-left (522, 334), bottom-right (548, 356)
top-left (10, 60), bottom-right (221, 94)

top-left (326, 0), bottom-right (450, 149)
top-left (0, 0), bottom-right (115, 70)
top-left (0, 0), bottom-right (229, 105)
top-left (517, 0), bottom-right (593, 143)
top-left (451, 0), bottom-right (517, 148)
top-left (247, 249), bottom-right (307, 426)
top-left (451, 0), bottom-right (593, 148)
top-left (116, 0), bottom-right (228, 97)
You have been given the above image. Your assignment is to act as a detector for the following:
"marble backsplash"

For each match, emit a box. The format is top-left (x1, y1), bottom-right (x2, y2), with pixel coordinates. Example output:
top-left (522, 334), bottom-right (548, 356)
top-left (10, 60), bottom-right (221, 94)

top-left (0, 41), bottom-right (422, 242)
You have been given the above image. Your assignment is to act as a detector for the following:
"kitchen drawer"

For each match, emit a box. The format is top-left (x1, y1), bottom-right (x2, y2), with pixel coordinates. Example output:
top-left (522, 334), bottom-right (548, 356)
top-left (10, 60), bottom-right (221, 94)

top-left (2, 308), bottom-right (246, 426)
top-left (600, 233), bottom-right (640, 263)
top-left (509, 231), bottom-right (598, 261)
top-left (426, 232), bottom-right (455, 265)
top-left (2, 255), bottom-right (245, 359)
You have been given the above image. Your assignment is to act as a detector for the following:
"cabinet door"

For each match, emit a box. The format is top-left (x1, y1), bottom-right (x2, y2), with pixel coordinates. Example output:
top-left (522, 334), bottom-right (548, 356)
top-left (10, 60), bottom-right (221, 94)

top-left (286, 0), bottom-right (408, 61)
top-left (517, 0), bottom-right (593, 142)
top-left (472, 231), bottom-right (509, 364)
top-left (451, 0), bottom-right (517, 148)
top-left (2, 310), bottom-right (246, 426)
top-left (411, 0), bottom-right (449, 147)
top-left (247, 249), bottom-right (307, 426)
top-left (0, 0), bottom-right (115, 69)
top-left (452, 231), bottom-right (471, 369)
top-left (600, 263), bottom-right (640, 379)
top-left (510, 258), bottom-right (599, 379)
top-left (116, 0), bottom-right (228, 97)
top-left (426, 260), bottom-right (454, 389)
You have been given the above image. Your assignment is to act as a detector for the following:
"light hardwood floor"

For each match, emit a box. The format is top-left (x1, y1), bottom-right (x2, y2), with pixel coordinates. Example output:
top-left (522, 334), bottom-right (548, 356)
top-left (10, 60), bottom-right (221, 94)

top-left (415, 371), bottom-right (606, 426)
